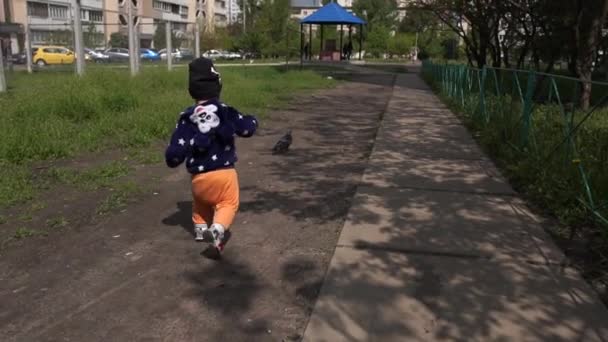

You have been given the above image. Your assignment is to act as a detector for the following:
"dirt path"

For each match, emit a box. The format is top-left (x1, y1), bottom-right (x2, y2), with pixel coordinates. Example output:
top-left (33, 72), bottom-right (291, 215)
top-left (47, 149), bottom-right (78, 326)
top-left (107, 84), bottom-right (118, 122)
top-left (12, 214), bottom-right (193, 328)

top-left (0, 73), bottom-right (395, 341)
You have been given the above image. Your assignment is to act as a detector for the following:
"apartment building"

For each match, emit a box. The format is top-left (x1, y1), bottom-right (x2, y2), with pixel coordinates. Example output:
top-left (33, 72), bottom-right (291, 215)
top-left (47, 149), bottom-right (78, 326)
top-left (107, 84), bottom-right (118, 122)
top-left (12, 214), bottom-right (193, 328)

top-left (188, 0), bottom-right (216, 34)
top-left (213, 0), bottom-right (226, 27)
top-left (226, 0), bottom-right (239, 25)
top-left (1, 0), bottom-right (106, 51)
top-left (2, 0), bottom-right (231, 52)
top-left (1, 0), bottom-right (22, 55)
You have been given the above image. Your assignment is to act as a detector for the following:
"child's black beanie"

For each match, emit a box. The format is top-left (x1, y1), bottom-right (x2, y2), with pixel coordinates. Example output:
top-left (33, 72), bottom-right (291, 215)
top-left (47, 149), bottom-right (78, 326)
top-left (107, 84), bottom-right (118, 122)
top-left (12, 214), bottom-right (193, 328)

top-left (188, 57), bottom-right (222, 100)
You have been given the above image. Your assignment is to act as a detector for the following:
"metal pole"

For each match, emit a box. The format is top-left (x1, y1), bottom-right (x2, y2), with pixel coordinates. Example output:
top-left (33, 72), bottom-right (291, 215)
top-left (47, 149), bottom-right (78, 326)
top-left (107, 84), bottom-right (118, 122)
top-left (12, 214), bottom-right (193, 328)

top-left (25, 20), bottom-right (33, 73)
top-left (134, 25), bottom-right (140, 72)
top-left (300, 23), bottom-right (304, 66)
top-left (6, 44), bottom-right (13, 72)
top-left (73, 0), bottom-right (85, 75)
top-left (320, 25), bottom-right (324, 60)
top-left (339, 24), bottom-right (343, 60)
top-left (358, 24), bottom-right (362, 61)
top-left (414, 31), bottom-right (418, 61)
top-left (348, 25), bottom-right (352, 60)
top-left (308, 24), bottom-right (312, 60)
top-left (285, 25), bottom-right (289, 67)
top-left (166, 21), bottom-right (173, 70)
top-left (0, 43), bottom-right (6, 93)
top-left (195, 19), bottom-right (201, 58)
top-left (127, 1), bottom-right (136, 76)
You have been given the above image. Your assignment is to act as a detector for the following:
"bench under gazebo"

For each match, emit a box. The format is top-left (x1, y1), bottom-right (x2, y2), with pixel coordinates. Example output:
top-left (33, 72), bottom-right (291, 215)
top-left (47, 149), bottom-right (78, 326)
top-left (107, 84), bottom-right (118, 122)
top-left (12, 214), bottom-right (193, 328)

top-left (299, 3), bottom-right (366, 63)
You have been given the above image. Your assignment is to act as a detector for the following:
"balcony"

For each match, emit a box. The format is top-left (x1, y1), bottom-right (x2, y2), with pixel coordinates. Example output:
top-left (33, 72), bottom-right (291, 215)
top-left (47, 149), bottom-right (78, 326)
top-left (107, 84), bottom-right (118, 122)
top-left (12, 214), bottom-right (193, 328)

top-left (0, 23), bottom-right (23, 34)
top-left (80, 0), bottom-right (103, 9)
top-left (158, 11), bottom-right (188, 22)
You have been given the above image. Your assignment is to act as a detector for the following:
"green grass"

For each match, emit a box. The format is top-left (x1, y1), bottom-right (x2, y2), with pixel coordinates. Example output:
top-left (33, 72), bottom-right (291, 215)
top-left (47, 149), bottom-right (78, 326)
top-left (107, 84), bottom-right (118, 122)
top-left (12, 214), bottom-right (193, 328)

top-left (45, 161), bottom-right (131, 190)
top-left (96, 181), bottom-right (144, 216)
top-left (46, 216), bottom-right (69, 229)
top-left (127, 148), bottom-right (165, 165)
top-left (0, 67), bottom-right (334, 208)
top-left (13, 227), bottom-right (36, 239)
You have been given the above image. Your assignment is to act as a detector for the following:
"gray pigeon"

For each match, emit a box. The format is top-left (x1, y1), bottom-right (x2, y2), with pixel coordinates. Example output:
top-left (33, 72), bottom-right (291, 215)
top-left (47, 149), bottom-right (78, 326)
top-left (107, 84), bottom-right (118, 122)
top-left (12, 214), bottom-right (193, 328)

top-left (272, 130), bottom-right (292, 154)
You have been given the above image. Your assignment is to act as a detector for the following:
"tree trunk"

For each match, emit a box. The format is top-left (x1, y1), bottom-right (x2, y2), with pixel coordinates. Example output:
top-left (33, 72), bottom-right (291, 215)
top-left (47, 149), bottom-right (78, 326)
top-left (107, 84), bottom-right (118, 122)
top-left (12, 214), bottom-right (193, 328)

top-left (465, 46), bottom-right (474, 66)
top-left (503, 46), bottom-right (511, 68)
top-left (575, 0), bottom-right (608, 110)
top-left (516, 44), bottom-right (529, 69)
top-left (568, 54), bottom-right (578, 76)
top-left (532, 49), bottom-right (540, 70)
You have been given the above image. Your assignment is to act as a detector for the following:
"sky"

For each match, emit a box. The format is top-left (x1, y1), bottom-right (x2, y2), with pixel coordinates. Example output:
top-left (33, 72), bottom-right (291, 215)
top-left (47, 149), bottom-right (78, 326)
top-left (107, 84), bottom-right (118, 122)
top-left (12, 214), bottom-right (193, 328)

top-left (291, 0), bottom-right (322, 8)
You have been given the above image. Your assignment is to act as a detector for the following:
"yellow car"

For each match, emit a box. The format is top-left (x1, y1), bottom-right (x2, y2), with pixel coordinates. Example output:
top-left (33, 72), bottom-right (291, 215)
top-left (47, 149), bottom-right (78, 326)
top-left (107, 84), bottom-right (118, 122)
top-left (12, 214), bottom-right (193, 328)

top-left (33, 46), bottom-right (75, 66)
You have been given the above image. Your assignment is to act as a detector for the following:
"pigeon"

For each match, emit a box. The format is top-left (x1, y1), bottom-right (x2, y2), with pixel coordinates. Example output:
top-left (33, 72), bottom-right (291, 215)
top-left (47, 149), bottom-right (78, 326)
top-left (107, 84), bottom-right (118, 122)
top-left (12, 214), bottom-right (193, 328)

top-left (272, 130), bottom-right (292, 154)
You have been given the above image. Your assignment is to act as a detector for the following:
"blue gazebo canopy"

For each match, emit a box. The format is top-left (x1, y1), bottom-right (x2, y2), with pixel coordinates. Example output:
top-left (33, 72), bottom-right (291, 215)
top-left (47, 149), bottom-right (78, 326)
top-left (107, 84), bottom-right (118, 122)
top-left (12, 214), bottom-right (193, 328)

top-left (300, 3), bottom-right (366, 25)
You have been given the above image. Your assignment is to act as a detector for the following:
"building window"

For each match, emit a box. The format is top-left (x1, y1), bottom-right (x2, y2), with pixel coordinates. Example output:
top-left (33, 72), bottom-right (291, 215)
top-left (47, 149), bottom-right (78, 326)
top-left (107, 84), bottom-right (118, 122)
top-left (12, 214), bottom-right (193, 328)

top-left (153, 1), bottom-right (172, 12)
top-left (49, 4), bottom-right (68, 19)
top-left (173, 22), bottom-right (187, 32)
top-left (89, 10), bottom-right (103, 22)
top-left (27, 1), bottom-right (48, 18)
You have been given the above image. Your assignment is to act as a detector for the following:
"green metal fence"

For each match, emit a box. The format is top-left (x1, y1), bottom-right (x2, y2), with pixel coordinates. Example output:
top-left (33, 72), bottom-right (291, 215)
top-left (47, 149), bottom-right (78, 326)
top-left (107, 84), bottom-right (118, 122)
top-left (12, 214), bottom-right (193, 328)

top-left (422, 61), bottom-right (608, 242)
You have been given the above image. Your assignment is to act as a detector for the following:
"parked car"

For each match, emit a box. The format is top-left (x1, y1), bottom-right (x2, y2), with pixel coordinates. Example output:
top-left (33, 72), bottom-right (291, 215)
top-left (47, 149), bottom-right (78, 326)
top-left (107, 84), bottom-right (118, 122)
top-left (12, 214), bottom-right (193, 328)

top-left (239, 50), bottom-right (261, 60)
top-left (140, 48), bottom-right (161, 62)
top-left (10, 52), bottom-right (27, 64)
top-left (202, 49), bottom-right (225, 60)
top-left (104, 47), bottom-right (130, 63)
top-left (84, 48), bottom-right (110, 63)
top-left (158, 48), bottom-right (182, 61)
top-left (33, 46), bottom-right (75, 66)
top-left (178, 48), bottom-right (194, 61)
top-left (224, 51), bottom-right (242, 60)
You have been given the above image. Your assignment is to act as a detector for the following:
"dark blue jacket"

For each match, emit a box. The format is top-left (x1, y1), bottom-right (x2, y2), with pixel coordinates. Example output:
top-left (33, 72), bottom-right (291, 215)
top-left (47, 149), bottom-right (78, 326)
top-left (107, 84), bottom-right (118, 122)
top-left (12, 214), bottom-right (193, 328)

top-left (165, 99), bottom-right (258, 174)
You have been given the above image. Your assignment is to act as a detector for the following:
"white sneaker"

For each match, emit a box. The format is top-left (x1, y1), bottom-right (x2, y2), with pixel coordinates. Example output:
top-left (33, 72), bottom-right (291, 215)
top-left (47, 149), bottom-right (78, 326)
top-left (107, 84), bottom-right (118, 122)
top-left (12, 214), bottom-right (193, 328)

top-left (194, 224), bottom-right (208, 242)
top-left (203, 224), bottom-right (225, 249)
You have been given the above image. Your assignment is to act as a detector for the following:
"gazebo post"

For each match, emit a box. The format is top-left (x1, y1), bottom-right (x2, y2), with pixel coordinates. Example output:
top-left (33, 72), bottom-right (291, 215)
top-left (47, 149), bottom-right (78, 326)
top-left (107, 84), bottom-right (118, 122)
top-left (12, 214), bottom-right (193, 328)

top-left (320, 25), bottom-right (324, 60)
top-left (308, 24), bottom-right (312, 61)
top-left (349, 25), bottom-right (352, 60)
top-left (358, 24), bottom-right (363, 61)
top-left (300, 23), bottom-right (304, 67)
top-left (299, 3), bottom-right (366, 62)
top-left (340, 24), bottom-right (344, 60)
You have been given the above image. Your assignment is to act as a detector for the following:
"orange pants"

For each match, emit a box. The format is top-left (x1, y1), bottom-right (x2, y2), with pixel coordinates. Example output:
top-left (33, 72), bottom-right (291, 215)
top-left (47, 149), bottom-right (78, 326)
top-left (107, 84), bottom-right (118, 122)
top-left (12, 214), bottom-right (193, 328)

top-left (191, 169), bottom-right (240, 229)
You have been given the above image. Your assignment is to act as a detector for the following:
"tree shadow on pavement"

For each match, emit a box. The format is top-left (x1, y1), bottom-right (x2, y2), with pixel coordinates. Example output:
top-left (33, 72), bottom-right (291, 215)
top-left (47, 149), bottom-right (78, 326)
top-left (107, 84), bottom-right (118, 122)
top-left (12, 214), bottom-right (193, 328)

top-left (301, 73), bottom-right (608, 341)
top-left (157, 72), bottom-right (397, 340)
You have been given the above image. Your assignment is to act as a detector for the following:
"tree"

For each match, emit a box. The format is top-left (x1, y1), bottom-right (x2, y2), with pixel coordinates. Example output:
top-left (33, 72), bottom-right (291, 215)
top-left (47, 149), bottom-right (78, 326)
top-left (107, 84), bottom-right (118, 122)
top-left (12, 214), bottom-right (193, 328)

top-left (154, 23), bottom-right (167, 50)
top-left (366, 25), bottom-right (390, 57)
top-left (235, 31), bottom-right (268, 54)
top-left (441, 36), bottom-right (459, 60)
top-left (388, 33), bottom-right (413, 57)
top-left (108, 32), bottom-right (128, 48)
top-left (411, 0), bottom-right (503, 68)
top-left (352, 0), bottom-right (398, 33)
top-left (154, 22), bottom-right (183, 50)
top-left (575, 0), bottom-right (608, 109)
top-left (398, 7), bottom-right (437, 34)
top-left (254, 0), bottom-right (291, 57)
top-left (84, 22), bottom-right (100, 48)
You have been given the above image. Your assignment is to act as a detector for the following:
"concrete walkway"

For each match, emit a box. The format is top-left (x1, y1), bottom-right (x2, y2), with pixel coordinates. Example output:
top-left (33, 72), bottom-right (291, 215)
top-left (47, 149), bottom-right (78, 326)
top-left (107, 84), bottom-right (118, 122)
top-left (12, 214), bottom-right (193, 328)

top-left (302, 73), bottom-right (608, 341)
